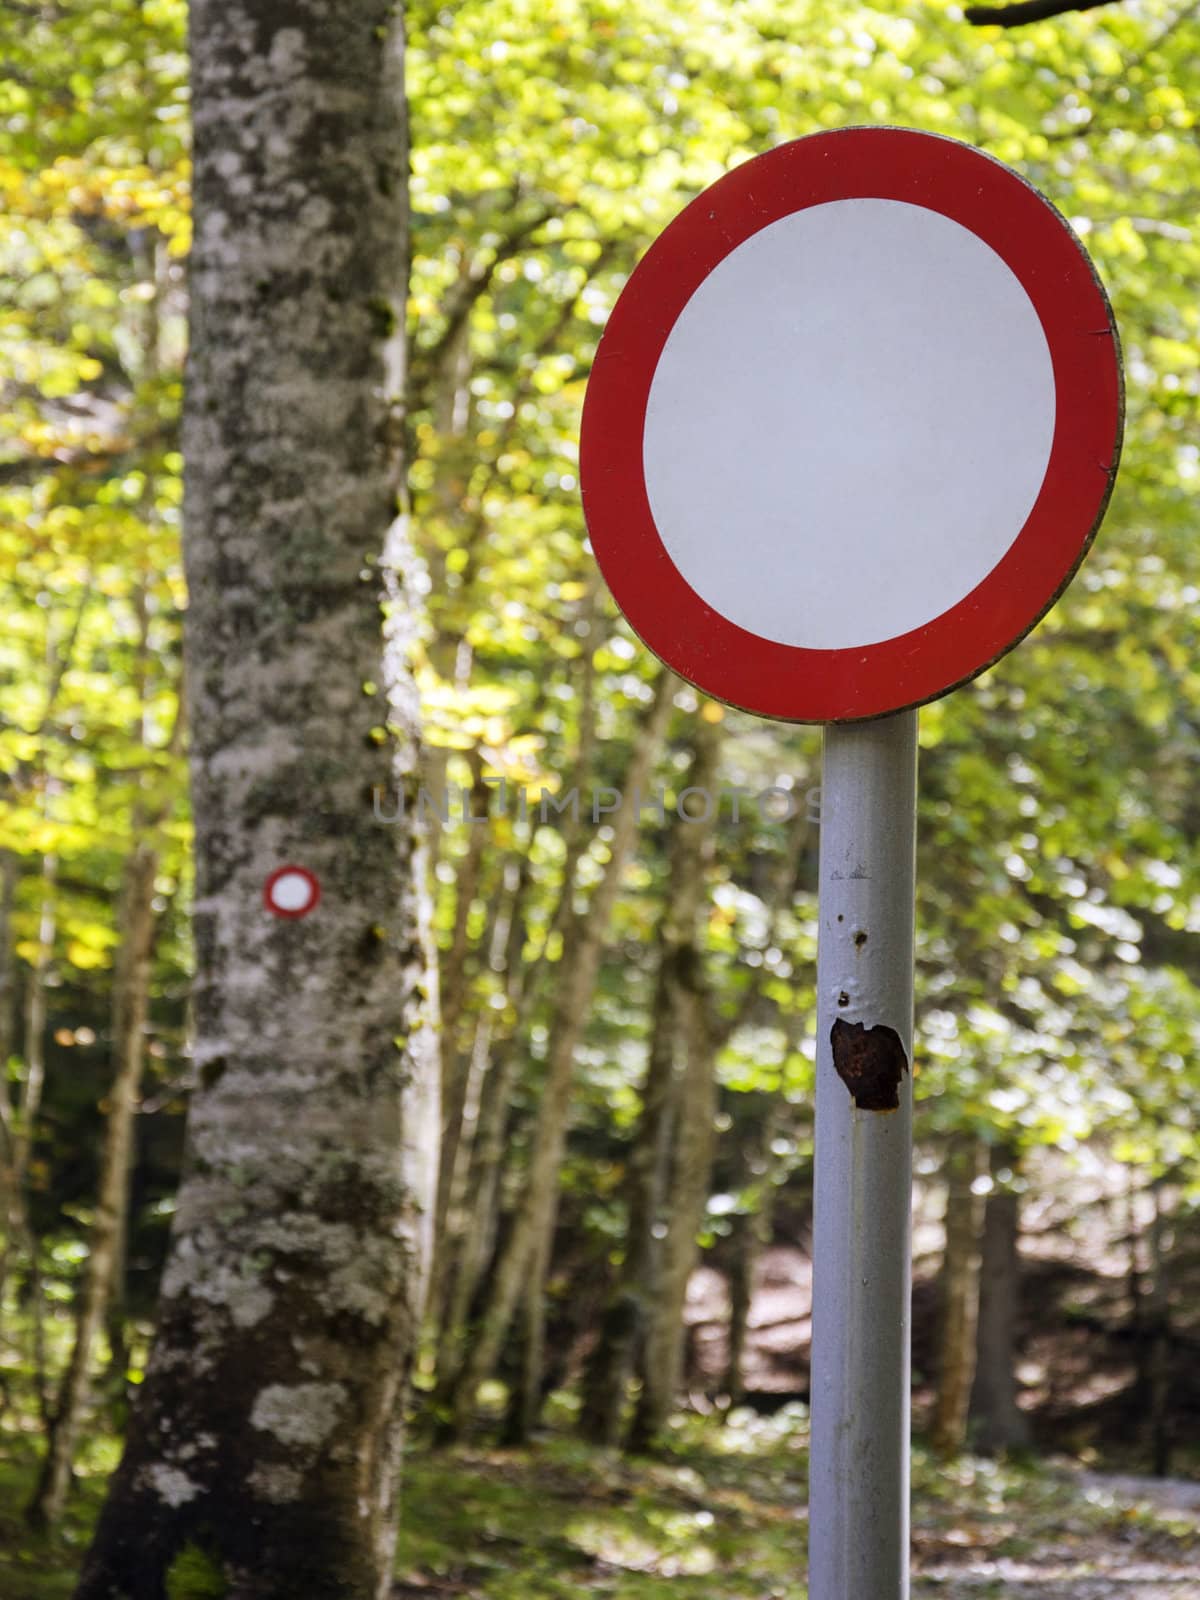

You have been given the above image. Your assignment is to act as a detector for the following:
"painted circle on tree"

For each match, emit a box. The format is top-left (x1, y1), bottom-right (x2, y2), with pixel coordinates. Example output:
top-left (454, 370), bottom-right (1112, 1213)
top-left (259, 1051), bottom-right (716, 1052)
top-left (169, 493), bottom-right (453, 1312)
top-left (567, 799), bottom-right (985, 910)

top-left (580, 127), bottom-right (1123, 722)
top-left (263, 865), bottom-right (321, 919)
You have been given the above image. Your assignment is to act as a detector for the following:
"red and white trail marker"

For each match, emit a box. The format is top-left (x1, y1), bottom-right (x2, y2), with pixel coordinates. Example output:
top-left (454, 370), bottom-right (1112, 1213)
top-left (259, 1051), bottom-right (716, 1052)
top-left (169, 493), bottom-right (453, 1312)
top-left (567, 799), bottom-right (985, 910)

top-left (263, 865), bottom-right (321, 919)
top-left (581, 126), bottom-right (1123, 723)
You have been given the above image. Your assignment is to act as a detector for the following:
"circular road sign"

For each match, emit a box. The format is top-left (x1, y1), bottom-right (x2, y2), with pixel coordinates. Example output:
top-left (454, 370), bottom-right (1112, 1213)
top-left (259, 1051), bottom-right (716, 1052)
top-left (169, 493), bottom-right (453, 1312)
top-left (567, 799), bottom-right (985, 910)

top-left (264, 865), bottom-right (321, 919)
top-left (580, 127), bottom-right (1123, 723)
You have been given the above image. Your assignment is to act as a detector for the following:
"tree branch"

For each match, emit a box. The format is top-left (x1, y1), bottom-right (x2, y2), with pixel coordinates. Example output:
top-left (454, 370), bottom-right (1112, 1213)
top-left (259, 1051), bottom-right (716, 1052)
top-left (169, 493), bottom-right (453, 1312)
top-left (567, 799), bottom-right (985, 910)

top-left (965, 0), bottom-right (1123, 26)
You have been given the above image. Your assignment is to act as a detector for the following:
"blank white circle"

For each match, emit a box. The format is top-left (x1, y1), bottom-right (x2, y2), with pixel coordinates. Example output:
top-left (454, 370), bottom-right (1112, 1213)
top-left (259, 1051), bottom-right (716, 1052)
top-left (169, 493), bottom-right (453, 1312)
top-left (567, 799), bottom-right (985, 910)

top-left (269, 870), bottom-right (314, 912)
top-left (642, 199), bottom-right (1057, 650)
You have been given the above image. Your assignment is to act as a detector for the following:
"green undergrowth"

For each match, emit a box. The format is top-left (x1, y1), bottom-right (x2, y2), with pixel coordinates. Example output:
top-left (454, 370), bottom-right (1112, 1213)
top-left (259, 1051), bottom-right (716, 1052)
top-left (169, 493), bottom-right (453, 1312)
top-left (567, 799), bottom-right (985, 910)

top-left (1, 1393), bottom-right (1197, 1600)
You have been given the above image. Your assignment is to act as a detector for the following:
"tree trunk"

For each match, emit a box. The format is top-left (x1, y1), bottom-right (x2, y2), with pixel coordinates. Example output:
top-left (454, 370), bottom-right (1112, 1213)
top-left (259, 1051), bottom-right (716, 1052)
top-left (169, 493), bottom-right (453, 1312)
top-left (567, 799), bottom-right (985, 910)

top-left (580, 718), bottom-right (721, 1447)
top-left (509, 1220), bottom-right (551, 1444)
top-left (629, 948), bottom-right (719, 1451)
top-left (968, 1149), bottom-right (1030, 1454)
top-left (724, 1100), bottom-right (782, 1415)
top-left (724, 1215), bottom-right (754, 1414)
top-left (0, 849), bottom-right (19, 1294)
top-left (430, 856), bottom-right (534, 1416)
top-left (29, 838), bottom-right (160, 1526)
top-left (432, 645), bottom-right (597, 1415)
top-left (578, 929), bottom-right (680, 1445)
top-left (450, 674), bottom-right (674, 1429)
top-left (433, 750), bottom-right (491, 1267)
top-left (0, 855), bottom-right (56, 1319)
top-left (1146, 1180), bottom-right (1173, 1478)
top-left (627, 717), bottom-right (722, 1453)
top-left (73, 7), bottom-right (440, 1598)
top-left (929, 1134), bottom-right (985, 1459)
top-left (928, 1132), bottom-right (985, 1459)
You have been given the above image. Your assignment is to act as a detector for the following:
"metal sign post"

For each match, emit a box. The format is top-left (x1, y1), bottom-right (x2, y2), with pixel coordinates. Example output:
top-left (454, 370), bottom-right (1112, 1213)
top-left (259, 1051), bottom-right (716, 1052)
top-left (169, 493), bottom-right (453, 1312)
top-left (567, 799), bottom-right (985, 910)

top-left (810, 712), bottom-right (917, 1599)
top-left (579, 125), bottom-right (1123, 1600)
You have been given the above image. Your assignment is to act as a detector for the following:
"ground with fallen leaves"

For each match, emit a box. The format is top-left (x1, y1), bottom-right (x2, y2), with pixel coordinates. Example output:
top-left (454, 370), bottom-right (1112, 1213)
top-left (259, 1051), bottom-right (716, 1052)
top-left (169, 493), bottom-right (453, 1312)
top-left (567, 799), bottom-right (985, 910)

top-left (1, 1406), bottom-right (1196, 1598)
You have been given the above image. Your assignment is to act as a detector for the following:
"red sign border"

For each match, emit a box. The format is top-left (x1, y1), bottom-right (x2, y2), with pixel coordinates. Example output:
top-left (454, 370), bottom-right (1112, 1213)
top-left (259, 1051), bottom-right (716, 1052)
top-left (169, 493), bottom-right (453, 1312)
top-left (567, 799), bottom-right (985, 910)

top-left (580, 127), bottom-right (1124, 723)
top-left (263, 864), bottom-right (321, 920)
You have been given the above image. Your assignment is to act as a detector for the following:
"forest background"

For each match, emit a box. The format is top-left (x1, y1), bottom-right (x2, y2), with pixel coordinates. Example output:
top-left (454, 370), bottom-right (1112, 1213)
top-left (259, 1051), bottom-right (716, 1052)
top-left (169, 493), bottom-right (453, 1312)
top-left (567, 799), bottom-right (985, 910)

top-left (1, 0), bottom-right (1200, 1596)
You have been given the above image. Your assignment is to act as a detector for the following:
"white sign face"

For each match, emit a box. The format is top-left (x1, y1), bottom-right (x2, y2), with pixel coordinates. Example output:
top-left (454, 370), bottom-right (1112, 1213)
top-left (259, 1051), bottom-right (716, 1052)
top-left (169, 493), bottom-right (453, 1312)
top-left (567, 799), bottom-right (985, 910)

top-left (642, 199), bottom-right (1056, 651)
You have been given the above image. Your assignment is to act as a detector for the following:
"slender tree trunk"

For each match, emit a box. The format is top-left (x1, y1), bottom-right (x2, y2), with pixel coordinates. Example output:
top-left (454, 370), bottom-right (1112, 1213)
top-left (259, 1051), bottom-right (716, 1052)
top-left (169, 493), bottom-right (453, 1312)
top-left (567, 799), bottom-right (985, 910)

top-left (450, 675), bottom-right (674, 1429)
top-left (433, 751), bottom-right (491, 1264)
top-left (431, 856), bottom-right (533, 1412)
top-left (628, 718), bottom-right (722, 1453)
top-left (0, 856), bottom-right (56, 1317)
top-left (725, 1216), bottom-right (755, 1413)
top-left (578, 939), bottom-right (680, 1445)
top-left (432, 644), bottom-right (595, 1406)
top-left (580, 720), bottom-right (721, 1446)
top-left (73, 7), bottom-right (440, 1598)
top-left (630, 947), bottom-right (719, 1451)
top-left (724, 1102), bottom-right (782, 1415)
top-left (0, 850), bottom-right (19, 1289)
top-left (441, 854), bottom-right (529, 1251)
top-left (929, 1134), bottom-right (985, 1459)
top-left (968, 1148), bottom-right (1030, 1454)
top-left (30, 838), bottom-right (160, 1526)
top-left (1146, 1180), bottom-right (1173, 1478)
top-left (510, 1221), bottom-right (551, 1444)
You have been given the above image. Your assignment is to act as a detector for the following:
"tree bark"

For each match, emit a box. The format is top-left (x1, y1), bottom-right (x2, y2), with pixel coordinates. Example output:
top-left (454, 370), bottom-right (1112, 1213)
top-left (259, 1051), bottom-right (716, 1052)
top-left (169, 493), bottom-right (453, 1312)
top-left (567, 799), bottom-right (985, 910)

top-left (73, 6), bottom-right (440, 1598)
top-left (450, 674), bottom-right (674, 1429)
top-left (968, 1149), bottom-right (1031, 1455)
top-left (929, 1134), bottom-right (985, 1459)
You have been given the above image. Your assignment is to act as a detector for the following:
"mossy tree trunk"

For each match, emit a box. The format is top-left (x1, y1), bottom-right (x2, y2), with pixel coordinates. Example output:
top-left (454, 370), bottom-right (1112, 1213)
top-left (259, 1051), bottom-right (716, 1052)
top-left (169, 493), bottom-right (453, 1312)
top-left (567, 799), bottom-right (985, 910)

top-left (73, 5), bottom-right (440, 1598)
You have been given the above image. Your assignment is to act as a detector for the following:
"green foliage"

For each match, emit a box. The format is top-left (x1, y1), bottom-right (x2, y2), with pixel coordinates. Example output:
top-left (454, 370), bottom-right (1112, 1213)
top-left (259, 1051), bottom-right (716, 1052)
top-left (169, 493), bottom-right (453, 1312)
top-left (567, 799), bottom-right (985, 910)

top-left (403, 0), bottom-right (1200, 1248)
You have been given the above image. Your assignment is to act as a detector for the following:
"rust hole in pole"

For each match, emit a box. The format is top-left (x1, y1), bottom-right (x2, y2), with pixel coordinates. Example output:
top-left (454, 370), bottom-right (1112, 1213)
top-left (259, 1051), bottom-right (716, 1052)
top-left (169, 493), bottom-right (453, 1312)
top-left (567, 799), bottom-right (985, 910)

top-left (830, 1018), bottom-right (908, 1111)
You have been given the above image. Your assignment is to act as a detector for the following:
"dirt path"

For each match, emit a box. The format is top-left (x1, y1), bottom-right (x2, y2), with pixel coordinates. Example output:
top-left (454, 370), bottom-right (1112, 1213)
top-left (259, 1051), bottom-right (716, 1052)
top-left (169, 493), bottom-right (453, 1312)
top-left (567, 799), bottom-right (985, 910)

top-left (914, 1469), bottom-right (1199, 1599)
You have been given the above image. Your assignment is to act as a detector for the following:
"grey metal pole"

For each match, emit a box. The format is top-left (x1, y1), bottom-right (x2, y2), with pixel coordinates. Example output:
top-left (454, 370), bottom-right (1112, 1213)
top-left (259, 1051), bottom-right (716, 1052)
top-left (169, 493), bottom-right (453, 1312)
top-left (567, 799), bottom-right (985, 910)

top-left (808, 709), bottom-right (917, 1600)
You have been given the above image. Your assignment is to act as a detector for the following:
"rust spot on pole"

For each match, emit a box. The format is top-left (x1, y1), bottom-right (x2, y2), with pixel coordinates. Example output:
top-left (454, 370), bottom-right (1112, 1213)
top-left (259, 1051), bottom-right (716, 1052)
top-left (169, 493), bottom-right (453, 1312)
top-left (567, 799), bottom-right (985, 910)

top-left (830, 1018), bottom-right (908, 1111)
top-left (854, 929), bottom-right (868, 950)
